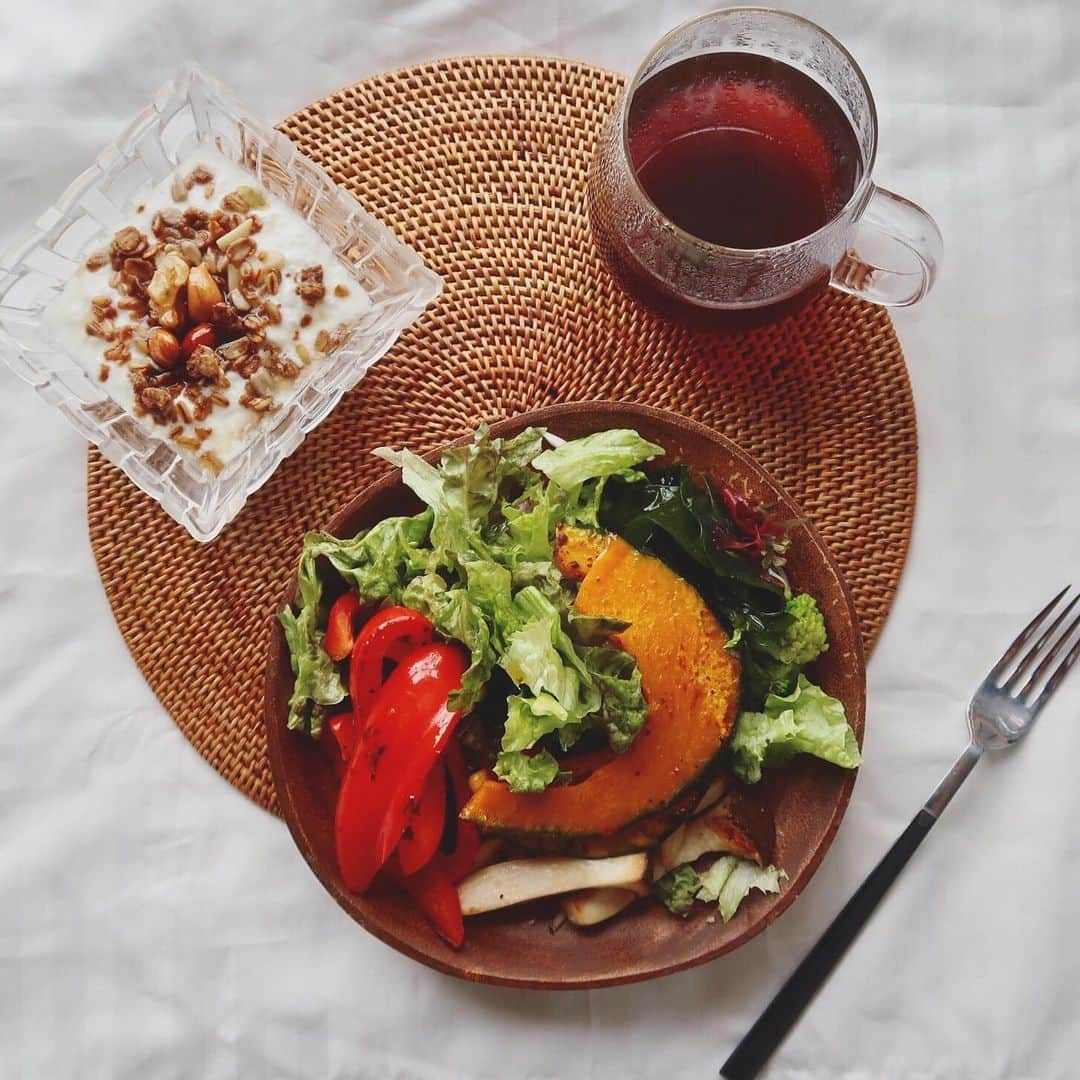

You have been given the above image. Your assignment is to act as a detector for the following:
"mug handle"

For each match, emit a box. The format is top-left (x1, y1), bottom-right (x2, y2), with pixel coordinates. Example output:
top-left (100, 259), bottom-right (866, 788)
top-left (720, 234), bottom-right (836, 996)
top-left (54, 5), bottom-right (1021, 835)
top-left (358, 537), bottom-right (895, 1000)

top-left (831, 185), bottom-right (943, 307)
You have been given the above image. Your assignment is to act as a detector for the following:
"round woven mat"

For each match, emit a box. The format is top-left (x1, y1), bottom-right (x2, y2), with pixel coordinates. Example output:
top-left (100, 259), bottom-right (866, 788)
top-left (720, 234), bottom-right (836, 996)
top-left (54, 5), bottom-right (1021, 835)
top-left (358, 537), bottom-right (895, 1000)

top-left (87, 56), bottom-right (917, 815)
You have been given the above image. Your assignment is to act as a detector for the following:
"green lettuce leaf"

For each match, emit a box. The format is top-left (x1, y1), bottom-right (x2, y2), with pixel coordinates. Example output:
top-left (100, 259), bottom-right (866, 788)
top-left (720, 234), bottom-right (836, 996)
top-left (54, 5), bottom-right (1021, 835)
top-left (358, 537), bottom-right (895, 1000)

top-left (494, 749), bottom-right (562, 792)
top-left (500, 692), bottom-right (570, 752)
top-left (581, 644), bottom-right (648, 752)
top-left (283, 425), bottom-right (656, 757)
top-left (460, 559), bottom-right (519, 651)
top-left (503, 618), bottom-right (588, 714)
top-left (278, 606), bottom-right (344, 735)
top-left (656, 858), bottom-right (786, 920)
top-left (307, 512), bottom-right (434, 600)
top-left (278, 514), bottom-right (433, 733)
top-left (440, 430), bottom-right (500, 529)
top-left (558, 477), bottom-right (609, 529)
top-left (532, 429), bottom-right (663, 490)
top-left (729, 675), bottom-right (862, 784)
top-left (510, 587), bottom-right (594, 683)
top-left (398, 579), bottom-right (495, 712)
top-left (371, 446), bottom-right (446, 513)
top-left (654, 865), bottom-right (701, 916)
top-left (500, 484), bottom-right (557, 562)
top-left (495, 584), bottom-right (648, 776)
top-left (497, 426), bottom-right (547, 479)
top-left (375, 426), bottom-right (518, 567)
top-left (695, 857), bottom-right (786, 922)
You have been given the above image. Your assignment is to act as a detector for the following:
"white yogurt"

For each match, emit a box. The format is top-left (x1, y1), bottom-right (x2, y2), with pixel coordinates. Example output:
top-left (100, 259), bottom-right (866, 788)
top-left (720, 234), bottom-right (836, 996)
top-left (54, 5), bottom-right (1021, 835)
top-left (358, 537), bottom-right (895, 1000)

top-left (45, 147), bottom-right (373, 466)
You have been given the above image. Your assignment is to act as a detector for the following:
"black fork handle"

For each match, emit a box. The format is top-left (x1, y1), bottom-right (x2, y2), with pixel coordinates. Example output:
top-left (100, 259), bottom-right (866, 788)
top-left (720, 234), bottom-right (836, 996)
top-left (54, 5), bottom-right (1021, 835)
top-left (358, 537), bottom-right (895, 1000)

top-left (720, 809), bottom-right (936, 1080)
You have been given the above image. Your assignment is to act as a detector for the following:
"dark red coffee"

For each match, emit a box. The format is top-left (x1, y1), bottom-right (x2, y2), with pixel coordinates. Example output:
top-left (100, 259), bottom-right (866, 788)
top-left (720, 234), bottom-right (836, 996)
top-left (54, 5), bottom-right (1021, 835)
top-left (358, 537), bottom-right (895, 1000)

top-left (591, 51), bottom-right (862, 327)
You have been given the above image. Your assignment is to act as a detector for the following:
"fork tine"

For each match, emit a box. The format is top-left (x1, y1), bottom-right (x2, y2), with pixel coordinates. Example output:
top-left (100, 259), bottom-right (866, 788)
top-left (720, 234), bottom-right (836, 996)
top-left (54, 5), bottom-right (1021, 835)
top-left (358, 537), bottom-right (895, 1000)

top-left (989, 586), bottom-right (1071, 683)
top-left (1004, 594), bottom-right (1080, 692)
top-left (1019, 610), bottom-right (1080, 698)
top-left (1031, 633), bottom-right (1080, 715)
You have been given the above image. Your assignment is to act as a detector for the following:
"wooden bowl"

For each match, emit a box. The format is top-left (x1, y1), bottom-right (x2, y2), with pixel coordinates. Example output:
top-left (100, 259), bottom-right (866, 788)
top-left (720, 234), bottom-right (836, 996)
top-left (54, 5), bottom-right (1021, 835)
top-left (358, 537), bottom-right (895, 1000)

top-left (264, 402), bottom-right (866, 988)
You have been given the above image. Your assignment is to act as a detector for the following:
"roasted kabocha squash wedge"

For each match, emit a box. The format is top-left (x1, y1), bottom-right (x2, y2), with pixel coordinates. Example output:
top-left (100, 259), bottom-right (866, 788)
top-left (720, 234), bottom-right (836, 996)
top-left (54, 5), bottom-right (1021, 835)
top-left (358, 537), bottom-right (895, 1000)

top-left (553, 523), bottom-right (611, 581)
top-left (461, 532), bottom-right (741, 843)
top-left (511, 788), bottom-right (701, 857)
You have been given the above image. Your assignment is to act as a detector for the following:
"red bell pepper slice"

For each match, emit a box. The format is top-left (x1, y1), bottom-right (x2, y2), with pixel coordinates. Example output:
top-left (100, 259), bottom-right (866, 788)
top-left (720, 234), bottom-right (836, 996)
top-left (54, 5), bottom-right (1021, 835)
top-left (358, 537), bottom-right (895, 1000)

top-left (322, 711), bottom-right (358, 779)
top-left (327, 712), bottom-right (358, 762)
top-left (396, 761), bottom-right (447, 876)
top-left (323, 593), bottom-right (363, 661)
top-left (349, 606), bottom-right (435, 729)
top-left (335, 642), bottom-right (468, 893)
top-left (400, 860), bottom-right (464, 948)
top-left (437, 743), bottom-right (482, 883)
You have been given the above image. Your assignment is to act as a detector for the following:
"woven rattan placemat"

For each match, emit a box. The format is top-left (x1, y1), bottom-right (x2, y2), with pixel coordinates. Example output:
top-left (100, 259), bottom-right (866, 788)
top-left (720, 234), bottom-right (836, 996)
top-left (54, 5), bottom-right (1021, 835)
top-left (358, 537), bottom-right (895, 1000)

top-left (87, 56), bottom-right (917, 814)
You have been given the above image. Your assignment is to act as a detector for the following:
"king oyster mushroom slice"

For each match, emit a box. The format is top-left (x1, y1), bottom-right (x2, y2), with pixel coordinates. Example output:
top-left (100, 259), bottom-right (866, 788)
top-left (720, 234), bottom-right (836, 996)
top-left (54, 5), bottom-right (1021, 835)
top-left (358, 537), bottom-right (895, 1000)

top-left (652, 789), bottom-right (774, 882)
top-left (694, 774), bottom-right (732, 814)
top-left (561, 886), bottom-right (648, 927)
top-left (458, 853), bottom-right (648, 916)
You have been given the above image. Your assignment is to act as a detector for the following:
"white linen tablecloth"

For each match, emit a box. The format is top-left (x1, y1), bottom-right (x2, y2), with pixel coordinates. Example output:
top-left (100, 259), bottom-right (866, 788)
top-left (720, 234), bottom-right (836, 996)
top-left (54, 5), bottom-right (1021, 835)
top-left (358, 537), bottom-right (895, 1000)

top-left (2, 2), bottom-right (1078, 1077)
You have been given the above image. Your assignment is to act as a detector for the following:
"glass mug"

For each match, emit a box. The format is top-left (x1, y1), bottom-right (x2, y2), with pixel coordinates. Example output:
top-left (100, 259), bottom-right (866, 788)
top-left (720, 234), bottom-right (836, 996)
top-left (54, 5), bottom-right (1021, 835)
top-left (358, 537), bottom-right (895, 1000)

top-left (588, 7), bottom-right (943, 329)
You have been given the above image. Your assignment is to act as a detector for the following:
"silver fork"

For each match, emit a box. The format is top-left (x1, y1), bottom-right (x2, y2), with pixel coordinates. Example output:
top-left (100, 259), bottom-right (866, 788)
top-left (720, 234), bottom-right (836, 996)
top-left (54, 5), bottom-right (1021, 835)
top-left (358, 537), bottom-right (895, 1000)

top-left (721, 586), bottom-right (1080, 1080)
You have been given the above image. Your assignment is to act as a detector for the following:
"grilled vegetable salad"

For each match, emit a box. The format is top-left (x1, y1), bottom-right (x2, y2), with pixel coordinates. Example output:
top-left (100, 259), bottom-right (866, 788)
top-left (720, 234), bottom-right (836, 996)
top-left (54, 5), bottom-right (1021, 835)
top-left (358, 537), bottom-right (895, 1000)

top-left (281, 426), bottom-right (860, 946)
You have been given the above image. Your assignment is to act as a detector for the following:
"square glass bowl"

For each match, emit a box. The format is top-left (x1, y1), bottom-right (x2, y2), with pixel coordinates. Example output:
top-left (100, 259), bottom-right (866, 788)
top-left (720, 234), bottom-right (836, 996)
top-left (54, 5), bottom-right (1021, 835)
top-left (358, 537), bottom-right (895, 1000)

top-left (0, 64), bottom-right (441, 541)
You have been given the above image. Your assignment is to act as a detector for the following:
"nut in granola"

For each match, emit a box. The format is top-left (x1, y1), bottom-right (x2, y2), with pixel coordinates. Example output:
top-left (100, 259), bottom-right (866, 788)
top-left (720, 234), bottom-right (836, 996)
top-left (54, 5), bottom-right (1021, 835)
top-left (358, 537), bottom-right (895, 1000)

top-left (147, 252), bottom-right (190, 317)
top-left (216, 217), bottom-right (254, 251)
top-left (179, 239), bottom-right (204, 266)
top-left (187, 264), bottom-right (225, 323)
top-left (147, 328), bottom-right (182, 369)
top-left (228, 288), bottom-right (251, 313)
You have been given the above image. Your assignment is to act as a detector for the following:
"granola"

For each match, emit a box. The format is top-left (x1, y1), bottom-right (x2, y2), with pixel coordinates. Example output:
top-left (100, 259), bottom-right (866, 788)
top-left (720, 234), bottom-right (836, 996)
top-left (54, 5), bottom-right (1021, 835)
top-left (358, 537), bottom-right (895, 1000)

top-left (45, 148), bottom-right (374, 470)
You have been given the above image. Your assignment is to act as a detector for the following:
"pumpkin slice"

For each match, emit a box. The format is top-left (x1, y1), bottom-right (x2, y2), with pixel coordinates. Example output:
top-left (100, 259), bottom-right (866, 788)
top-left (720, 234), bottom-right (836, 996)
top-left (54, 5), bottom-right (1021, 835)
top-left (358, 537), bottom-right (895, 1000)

top-left (553, 523), bottom-right (611, 581)
top-left (462, 534), bottom-right (741, 840)
top-left (513, 787), bottom-right (700, 857)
